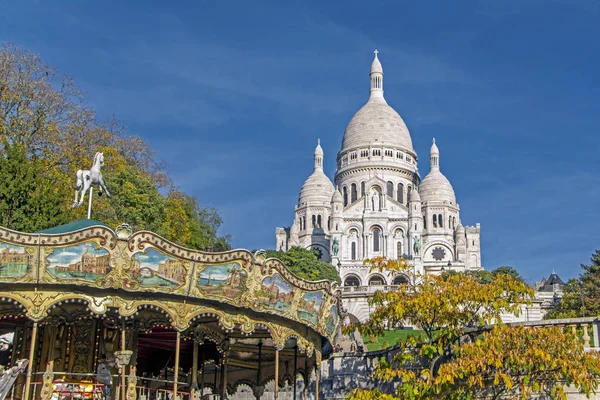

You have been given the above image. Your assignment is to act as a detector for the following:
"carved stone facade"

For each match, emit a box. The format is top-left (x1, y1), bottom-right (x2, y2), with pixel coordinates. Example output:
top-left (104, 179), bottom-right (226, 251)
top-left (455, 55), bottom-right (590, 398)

top-left (276, 52), bottom-right (482, 322)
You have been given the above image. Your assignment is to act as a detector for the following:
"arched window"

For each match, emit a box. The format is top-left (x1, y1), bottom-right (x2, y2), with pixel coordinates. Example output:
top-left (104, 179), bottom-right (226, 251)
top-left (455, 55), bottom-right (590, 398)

top-left (407, 186), bottom-right (412, 203)
top-left (343, 186), bottom-right (348, 206)
top-left (361, 181), bottom-right (366, 197)
top-left (328, 216), bottom-right (331, 230)
top-left (396, 242), bottom-right (402, 259)
top-left (433, 214), bottom-right (437, 228)
top-left (344, 275), bottom-right (361, 287)
top-left (369, 275), bottom-right (385, 286)
top-left (373, 227), bottom-right (381, 252)
top-left (312, 215), bottom-right (316, 228)
top-left (387, 181), bottom-right (394, 197)
top-left (423, 216), bottom-right (427, 230)
top-left (453, 217), bottom-right (456, 228)
top-left (393, 275), bottom-right (409, 285)
top-left (438, 214), bottom-right (443, 228)
top-left (351, 242), bottom-right (356, 260)
top-left (351, 183), bottom-right (358, 203)
top-left (317, 215), bottom-right (322, 228)
top-left (397, 183), bottom-right (404, 203)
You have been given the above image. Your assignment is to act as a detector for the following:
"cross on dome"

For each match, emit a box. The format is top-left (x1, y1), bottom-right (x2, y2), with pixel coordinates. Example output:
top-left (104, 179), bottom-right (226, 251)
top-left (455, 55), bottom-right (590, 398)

top-left (374, 49), bottom-right (379, 58)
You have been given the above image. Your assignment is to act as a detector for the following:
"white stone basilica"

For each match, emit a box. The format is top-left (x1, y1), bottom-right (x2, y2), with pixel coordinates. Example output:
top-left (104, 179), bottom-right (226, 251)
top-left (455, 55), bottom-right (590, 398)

top-left (275, 51), bottom-right (482, 298)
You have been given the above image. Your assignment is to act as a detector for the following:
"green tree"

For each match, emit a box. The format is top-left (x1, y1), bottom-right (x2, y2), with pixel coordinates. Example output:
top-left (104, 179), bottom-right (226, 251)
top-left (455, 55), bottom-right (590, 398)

top-left (265, 246), bottom-right (341, 283)
top-left (491, 265), bottom-right (524, 282)
top-left (0, 140), bottom-right (69, 231)
top-left (0, 43), bottom-right (230, 251)
top-left (348, 258), bottom-right (600, 399)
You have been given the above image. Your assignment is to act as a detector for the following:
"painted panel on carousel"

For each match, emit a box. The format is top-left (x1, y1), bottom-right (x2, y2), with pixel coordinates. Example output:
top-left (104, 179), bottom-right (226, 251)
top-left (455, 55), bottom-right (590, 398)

top-left (47, 243), bottom-right (111, 281)
top-left (131, 248), bottom-right (187, 288)
top-left (325, 304), bottom-right (339, 336)
top-left (196, 263), bottom-right (247, 299)
top-left (257, 273), bottom-right (293, 312)
top-left (0, 242), bottom-right (31, 278)
top-left (298, 291), bottom-right (323, 325)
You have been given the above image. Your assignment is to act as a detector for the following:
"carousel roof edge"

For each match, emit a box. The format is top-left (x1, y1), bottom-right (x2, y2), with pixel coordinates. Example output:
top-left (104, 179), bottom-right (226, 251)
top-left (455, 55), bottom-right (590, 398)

top-left (38, 219), bottom-right (109, 234)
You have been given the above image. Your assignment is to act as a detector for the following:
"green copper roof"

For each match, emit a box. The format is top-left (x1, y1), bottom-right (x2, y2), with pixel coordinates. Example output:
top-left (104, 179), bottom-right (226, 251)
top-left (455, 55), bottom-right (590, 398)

top-left (39, 219), bottom-right (109, 234)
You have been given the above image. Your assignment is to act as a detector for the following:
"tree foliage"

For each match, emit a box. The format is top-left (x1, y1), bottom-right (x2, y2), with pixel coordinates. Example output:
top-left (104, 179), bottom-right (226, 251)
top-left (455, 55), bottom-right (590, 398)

top-left (0, 43), bottom-right (229, 250)
top-left (265, 246), bottom-right (341, 283)
top-left (546, 250), bottom-right (600, 319)
top-left (348, 258), bottom-right (600, 399)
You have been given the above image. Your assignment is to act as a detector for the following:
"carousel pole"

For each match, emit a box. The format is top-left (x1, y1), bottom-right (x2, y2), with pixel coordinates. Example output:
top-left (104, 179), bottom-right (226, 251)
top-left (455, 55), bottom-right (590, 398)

top-left (303, 357), bottom-right (308, 400)
top-left (293, 346), bottom-right (297, 400)
top-left (256, 341), bottom-right (262, 386)
top-left (87, 187), bottom-right (93, 219)
top-left (121, 323), bottom-right (126, 400)
top-left (221, 357), bottom-right (227, 399)
top-left (191, 339), bottom-right (198, 396)
top-left (274, 349), bottom-right (279, 400)
top-left (200, 351), bottom-right (205, 397)
top-left (23, 321), bottom-right (38, 400)
top-left (315, 363), bottom-right (320, 400)
top-left (173, 331), bottom-right (181, 399)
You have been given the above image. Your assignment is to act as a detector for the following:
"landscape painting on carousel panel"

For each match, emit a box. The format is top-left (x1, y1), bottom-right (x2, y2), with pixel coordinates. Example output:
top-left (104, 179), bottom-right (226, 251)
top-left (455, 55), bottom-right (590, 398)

top-left (47, 243), bottom-right (111, 281)
top-left (326, 304), bottom-right (339, 336)
top-left (0, 242), bottom-right (31, 278)
top-left (132, 248), bottom-right (187, 288)
top-left (298, 291), bottom-right (324, 325)
top-left (257, 273), bottom-right (293, 312)
top-left (196, 263), bottom-right (247, 298)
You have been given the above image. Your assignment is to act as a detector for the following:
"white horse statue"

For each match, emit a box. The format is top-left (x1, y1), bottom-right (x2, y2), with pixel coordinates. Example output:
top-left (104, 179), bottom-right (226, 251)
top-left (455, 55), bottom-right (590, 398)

top-left (72, 152), bottom-right (111, 208)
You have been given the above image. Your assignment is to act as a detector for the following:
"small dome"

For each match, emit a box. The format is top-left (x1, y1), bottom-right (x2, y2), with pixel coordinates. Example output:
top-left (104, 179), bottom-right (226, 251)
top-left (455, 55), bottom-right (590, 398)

top-left (456, 223), bottom-right (465, 232)
top-left (331, 188), bottom-right (343, 203)
top-left (409, 187), bottom-right (421, 202)
top-left (371, 53), bottom-right (382, 74)
top-left (430, 138), bottom-right (439, 156)
top-left (419, 170), bottom-right (456, 204)
top-left (299, 172), bottom-right (334, 206)
top-left (314, 138), bottom-right (324, 156)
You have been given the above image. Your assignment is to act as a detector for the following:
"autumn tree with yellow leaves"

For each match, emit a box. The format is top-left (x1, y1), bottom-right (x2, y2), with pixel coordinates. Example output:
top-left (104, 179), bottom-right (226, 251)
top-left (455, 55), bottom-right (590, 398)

top-left (347, 257), bottom-right (600, 399)
top-left (0, 43), bottom-right (229, 250)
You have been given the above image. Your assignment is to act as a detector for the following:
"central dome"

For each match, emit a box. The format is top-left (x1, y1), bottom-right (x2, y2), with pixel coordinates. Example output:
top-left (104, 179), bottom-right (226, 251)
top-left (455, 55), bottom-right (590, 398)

top-left (341, 97), bottom-right (413, 152)
top-left (339, 52), bottom-right (414, 154)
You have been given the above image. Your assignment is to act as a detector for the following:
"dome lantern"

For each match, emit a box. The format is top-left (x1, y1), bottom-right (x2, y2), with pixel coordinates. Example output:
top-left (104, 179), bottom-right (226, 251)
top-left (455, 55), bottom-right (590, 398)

top-left (370, 49), bottom-right (384, 101)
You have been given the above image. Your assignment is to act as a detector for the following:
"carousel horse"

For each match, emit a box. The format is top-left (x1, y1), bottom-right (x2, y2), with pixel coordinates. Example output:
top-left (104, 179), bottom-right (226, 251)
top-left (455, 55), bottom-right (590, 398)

top-left (72, 152), bottom-right (111, 208)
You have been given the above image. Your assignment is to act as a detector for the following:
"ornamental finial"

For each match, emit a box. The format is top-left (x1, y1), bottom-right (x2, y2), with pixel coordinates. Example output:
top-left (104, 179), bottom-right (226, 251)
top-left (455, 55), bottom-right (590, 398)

top-left (374, 49), bottom-right (379, 58)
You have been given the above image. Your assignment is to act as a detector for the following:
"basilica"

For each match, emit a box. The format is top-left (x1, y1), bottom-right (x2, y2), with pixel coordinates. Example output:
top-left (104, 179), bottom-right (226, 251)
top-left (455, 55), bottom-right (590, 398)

top-left (276, 51), bottom-right (482, 290)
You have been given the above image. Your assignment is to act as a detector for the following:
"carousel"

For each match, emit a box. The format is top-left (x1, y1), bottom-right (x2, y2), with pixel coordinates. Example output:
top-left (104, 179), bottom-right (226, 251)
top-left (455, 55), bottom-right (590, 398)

top-left (0, 220), bottom-right (342, 400)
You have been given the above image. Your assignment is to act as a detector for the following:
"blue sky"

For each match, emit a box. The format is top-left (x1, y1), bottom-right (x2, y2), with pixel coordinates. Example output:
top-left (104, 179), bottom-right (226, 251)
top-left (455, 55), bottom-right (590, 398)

top-left (1, 0), bottom-right (599, 283)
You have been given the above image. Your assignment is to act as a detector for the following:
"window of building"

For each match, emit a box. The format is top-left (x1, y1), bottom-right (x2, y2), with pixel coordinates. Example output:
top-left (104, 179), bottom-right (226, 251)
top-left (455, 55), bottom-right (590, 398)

top-left (396, 152), bottom-right (403, 159)
top-left (369, 275), bottom-right (385, 286)
top-left (407, 186), bottom-right (412, 203)
top-left (351, 242), bottom-right (356, 260)
top-left (312, 215), bottom-right (316, 228)
top-left (423, 216), bottom-right (427, 230)
top-left (351, 183), bottom-right (358, 203)
top-left (385, 149), bottom-right (393, 157)
top-left (343, 186), bottom-right (348, 206)
top-left (344, 275), bottom-right (360, 287)
top-left (317, 215), bottom-right (322, 228)
top-left (396, 242), bottom-right (402, 259)
top-left (361, 150), bottom-right (368, 157)
top-left (373, 149), bottom-right (381, 156)
top-left (387, 181), bottom-right (394, 197)
top-left (438, 214), bottom-right (443, 228)
top-left (433, 214), bottom-right (437, 228)
top-left (397, 183), bottom-right (404, 203)
top-left (350, 152), bottom-right (357, 160)
top-left (361, 181), bottom-right (365, 197)
top-left (373, 227), bottom-right (381, 252)
top-left (393, 275), bottom-right (409, 285)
